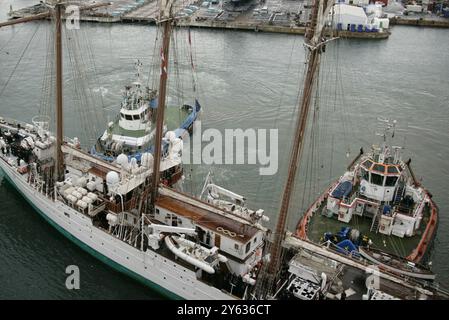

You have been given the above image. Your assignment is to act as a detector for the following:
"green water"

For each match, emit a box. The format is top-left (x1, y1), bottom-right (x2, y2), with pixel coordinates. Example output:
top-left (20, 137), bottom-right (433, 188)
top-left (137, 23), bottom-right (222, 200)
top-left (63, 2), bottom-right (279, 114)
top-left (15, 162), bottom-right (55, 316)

top-left (1, 1), bottom-right (448, 298)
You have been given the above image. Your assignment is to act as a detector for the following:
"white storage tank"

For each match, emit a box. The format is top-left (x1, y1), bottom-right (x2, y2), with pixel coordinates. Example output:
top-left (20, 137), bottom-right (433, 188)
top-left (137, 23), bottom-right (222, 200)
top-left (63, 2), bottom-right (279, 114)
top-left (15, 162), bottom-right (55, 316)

top-left (87, 192), bottom-right (98, 202)
top-left (165, 131), bottom-right (176, 142)
top-left (106, 171), bottom-right (120, 188)
top-left (116, 153), bottom-right (128, 167)
top-left (141, 152), bottom-right (154, 168)
top-left (406, 4), bottom-right (423, 13)
top-left (77, 200), bottom-right (88, 210)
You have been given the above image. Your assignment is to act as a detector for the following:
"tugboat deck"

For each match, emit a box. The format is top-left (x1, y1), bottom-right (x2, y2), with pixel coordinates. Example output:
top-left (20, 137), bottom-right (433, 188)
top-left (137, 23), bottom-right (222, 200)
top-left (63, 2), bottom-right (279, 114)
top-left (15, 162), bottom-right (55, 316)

top-left (306, 200), bottom-right (431, 258)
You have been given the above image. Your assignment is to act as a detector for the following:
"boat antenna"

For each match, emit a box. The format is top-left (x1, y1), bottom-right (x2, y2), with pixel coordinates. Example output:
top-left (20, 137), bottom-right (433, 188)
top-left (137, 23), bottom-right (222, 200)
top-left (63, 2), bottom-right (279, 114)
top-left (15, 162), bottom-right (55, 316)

top-left (135, 59), bottom-right (143, 84)
top-left (264, 0), bottom-right (335, 295)
top-left (151, 0), bottom-right (174, 208)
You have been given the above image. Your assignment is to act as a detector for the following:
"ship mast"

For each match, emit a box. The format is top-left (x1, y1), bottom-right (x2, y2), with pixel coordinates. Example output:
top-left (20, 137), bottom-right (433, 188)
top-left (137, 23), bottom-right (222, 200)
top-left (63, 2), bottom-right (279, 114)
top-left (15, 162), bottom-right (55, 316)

top-left (55, 1), bottom-right (64, 181)
top-left (151, 0), bottom-right (174, 206)
top-left (0, 1), bottom-right (111, 182)
top-left (266, 0), bottom-right (334, 289)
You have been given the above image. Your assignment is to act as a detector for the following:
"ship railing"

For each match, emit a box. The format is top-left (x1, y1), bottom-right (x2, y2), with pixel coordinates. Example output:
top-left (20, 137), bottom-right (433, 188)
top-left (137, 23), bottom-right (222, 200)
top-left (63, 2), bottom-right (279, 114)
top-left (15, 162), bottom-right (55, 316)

top-left (88, 203), bottom-right (106, 217)
top-left (314, 240), bottom-right (432, 283)
top-left (27, 172), bottom-right (56, 200)
top-left (106, 197), bottom-right (137, 213)
top-left (412, 200), bottom-right (425, 219)
top-left (318, 240), bottom-right (441, 286)
top-left (340, 191), bottom-right (359, 207)
top-left (394, 205), bottom-right (413, 216)
top-left (0, 116), bottom-right (32, 130)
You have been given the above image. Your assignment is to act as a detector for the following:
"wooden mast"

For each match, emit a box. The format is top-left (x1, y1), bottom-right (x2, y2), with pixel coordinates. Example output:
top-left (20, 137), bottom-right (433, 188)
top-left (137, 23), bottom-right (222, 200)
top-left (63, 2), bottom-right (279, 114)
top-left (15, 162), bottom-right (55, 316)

top-left (266, 0), bottom-right (334, 285)
top-left (151, 0), bottom-right (173, 206)
top-left (0, 2), bottom-right (113, 182)
top-left (55, 1), bottom-right (64, 181)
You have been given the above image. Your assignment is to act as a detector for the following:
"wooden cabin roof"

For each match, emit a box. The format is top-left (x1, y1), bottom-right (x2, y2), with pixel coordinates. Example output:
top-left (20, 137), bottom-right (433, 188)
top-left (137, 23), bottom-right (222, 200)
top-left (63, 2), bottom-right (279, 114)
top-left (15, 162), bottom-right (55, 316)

top-left (88, 164), bottom-right (111, 179)
top-left (156, 195), bottom-right (259, 244)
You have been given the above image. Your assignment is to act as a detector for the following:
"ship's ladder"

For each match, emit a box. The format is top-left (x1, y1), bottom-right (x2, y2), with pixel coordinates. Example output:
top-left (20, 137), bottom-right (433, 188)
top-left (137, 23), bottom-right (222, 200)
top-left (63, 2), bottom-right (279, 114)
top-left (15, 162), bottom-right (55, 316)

top-left (370, 211), bottom-right (381, 233)
top-left (393, 184), bottom-right (405, 206)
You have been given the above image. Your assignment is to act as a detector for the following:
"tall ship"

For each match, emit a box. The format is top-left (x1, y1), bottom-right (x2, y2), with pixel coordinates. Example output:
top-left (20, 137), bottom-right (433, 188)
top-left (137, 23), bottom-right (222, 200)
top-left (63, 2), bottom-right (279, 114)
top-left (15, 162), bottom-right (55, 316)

top-left (1, 0), bottom-right (448, 300)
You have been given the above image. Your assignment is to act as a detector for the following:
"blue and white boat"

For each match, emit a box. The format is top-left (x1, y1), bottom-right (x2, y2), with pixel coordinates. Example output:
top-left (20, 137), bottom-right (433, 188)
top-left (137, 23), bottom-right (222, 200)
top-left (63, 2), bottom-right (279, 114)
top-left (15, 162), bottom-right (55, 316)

top-left (90, 61), bottom-right (201, 163)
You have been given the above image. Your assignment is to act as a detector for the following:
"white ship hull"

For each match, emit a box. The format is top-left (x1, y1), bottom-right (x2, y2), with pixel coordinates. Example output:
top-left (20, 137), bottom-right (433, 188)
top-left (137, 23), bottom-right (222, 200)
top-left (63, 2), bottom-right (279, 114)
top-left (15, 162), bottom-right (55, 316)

top-left (0, 158), bottom-right (234, 300)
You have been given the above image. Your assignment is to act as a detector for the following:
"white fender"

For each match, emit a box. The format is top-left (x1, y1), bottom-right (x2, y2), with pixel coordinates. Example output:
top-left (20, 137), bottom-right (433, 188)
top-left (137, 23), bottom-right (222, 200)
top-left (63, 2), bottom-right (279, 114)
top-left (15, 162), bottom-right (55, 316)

top-left (243, 274), bottom-right (256, 286)
top-left (321, 272), bottom-right (327, 291)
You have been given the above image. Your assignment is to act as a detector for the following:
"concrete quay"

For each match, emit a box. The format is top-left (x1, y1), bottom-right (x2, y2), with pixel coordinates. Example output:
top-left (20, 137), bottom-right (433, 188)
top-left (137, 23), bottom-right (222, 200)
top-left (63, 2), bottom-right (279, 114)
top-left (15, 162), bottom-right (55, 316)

top-left (6, 0), bottom-right (394, 39)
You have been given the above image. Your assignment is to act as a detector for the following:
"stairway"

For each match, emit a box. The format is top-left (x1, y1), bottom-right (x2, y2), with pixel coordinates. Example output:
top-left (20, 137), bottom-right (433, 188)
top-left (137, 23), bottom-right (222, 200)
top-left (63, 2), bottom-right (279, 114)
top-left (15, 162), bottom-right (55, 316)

top-left (393, 184), bottom-right (405, 206)
top-left (370, 212), bottom-right (380, 233)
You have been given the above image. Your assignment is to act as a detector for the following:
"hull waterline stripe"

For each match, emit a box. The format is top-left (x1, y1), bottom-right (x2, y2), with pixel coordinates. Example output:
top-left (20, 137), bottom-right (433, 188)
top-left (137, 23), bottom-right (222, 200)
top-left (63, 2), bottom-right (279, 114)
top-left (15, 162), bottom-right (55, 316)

top-left (0, 167), bottom-right (182, 300)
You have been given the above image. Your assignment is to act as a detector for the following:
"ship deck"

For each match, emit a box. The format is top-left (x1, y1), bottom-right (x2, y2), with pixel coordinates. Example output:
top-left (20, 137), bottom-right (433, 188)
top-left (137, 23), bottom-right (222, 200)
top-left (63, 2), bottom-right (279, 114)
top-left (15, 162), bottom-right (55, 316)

top-left (306, 201), bottom-right (431, 258)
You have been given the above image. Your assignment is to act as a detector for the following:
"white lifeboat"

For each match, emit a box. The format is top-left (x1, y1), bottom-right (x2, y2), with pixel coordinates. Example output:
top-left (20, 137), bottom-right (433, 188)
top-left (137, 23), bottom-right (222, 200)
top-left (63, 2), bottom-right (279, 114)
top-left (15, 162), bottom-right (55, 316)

top-left (164, 236), bottom-right (216, 274)
top-left (172, 235), bottom-right (228, 263)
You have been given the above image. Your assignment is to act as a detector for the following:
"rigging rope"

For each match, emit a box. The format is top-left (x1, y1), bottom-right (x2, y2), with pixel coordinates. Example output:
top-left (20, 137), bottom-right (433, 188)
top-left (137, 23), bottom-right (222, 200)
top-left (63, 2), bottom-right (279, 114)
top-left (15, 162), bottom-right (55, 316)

top-left (0, 24), bottom-right (40, 98)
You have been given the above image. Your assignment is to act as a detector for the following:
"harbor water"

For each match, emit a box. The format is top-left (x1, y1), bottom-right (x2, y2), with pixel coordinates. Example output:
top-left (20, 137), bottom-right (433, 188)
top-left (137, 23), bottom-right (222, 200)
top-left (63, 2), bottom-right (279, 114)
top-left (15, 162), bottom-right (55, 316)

top-left (1, 1), bottom-right (448, 298)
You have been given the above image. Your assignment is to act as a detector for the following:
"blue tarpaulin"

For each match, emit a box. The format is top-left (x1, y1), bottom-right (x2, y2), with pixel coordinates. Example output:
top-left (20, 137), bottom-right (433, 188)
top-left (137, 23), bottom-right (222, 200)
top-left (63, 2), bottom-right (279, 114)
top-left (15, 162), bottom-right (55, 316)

top-left (336, 239), bottom-right (360, 257)
top-left (331, 181), bottom-right (353, 199)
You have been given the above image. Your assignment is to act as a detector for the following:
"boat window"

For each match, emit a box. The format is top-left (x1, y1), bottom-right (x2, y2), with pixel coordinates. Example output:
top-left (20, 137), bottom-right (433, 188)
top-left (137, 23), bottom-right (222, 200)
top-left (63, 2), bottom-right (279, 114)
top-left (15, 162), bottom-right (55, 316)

top-left (361, 168), bottom-right (369, 181)
top-left (370, 173), bottom-right (384, 186)
top-left (362, 160), bottom-right (373, 169)
top-left (387, 166), bottom-right (399, 174)
top-left (125, 114), bottom-right (132, 120)
top-left (133, 114), bottom-right (140, 120)
top-left (140, 112), bottom-right (144, 119)
top-left (385, 176), bottom-right (398, 187)
top-left (234, 243), bottom-right (239, 251)
top-left (373, 163), bottom-right (385, 173)
top-left (120, 113), bottom-right (125, 119)
top-left (245, 242), bottom-right (251, 254)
